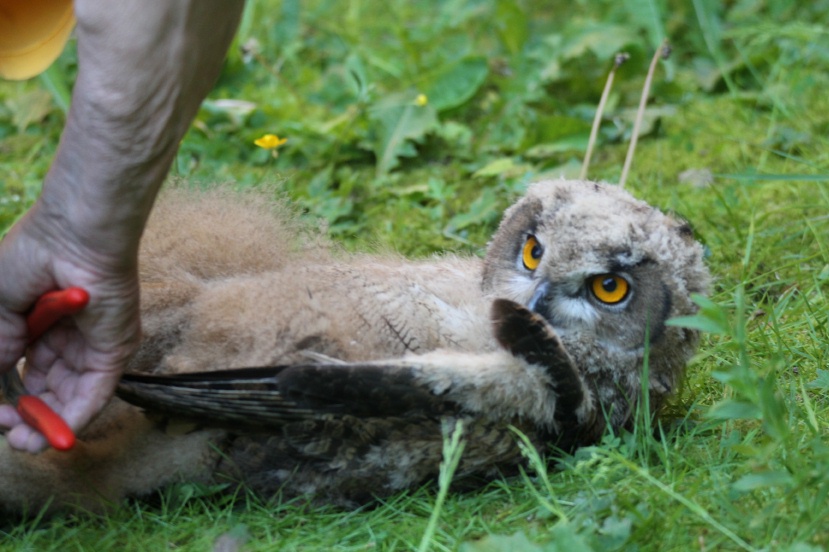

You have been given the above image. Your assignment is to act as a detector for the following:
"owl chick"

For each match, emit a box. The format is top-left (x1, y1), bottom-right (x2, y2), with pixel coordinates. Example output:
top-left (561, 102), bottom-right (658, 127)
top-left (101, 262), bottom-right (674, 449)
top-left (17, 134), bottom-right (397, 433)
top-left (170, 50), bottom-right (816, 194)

top-left (0, 178), bottom-right (709, 514)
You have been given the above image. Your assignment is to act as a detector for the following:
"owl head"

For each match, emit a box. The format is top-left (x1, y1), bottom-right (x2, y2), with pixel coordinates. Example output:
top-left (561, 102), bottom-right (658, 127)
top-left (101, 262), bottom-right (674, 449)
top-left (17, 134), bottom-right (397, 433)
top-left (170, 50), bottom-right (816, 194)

top-left (482, 178), bottom-right (710, 429)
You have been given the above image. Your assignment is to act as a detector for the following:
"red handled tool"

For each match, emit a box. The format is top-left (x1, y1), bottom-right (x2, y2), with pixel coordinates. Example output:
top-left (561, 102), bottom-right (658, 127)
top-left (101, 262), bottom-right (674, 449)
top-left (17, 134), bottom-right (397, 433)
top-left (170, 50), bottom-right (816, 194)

top-left (26, 287), bottom-right (90, 342)
top-left (16, 394), bottom-right (76, 451)
top-left (2, 287), bottom-right (89, 451)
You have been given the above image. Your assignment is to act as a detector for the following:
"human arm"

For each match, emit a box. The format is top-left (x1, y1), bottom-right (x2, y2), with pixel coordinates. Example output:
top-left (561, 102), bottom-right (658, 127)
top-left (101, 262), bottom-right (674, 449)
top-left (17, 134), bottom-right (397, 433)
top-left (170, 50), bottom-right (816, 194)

top-left (0, 0), bottom-right (246, 452)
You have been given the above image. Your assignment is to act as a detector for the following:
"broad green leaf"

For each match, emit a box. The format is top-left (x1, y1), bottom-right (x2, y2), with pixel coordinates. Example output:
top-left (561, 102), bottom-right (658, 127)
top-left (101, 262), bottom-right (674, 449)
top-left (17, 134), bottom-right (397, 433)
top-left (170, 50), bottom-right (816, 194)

top-left (807, 369), bottom-right (829, 391)
top-left (667, 294), bottom-right (731, 335)
top-left (561, 22), bottom-right (640, 61)
top-left (272, 0), bottom-right (301, 45)
top-left (461, 527), bottom-right (593, 552)
top-left (423, 57), bottom-right (489, 112)
top-left (666, 314), bottom-right (729, 335)
top-left (783, 544), bottom-right (824, 552)
top-left (545, 523), bottom-right (594, 552)
top-left (461, 531), bottom-right (542, 552)
top-left (532, 115), bottom-right (591, 145)
top-left (759, 375), bottom-right (789, 441)
top-left (706, 400), bottom-right (761, 421)
top-left (525, 136), bottom-right (588, 159)
top-left (597, 515), bottom-right (632, 549)
top-left (473, 157), bottom-right (515, 178)
top-left (711, 370), bottom-right (754, 386)
top-left (369, 92), bottom-right (438, 176)
top-left (496, 0), bottom-right (529, 54)
top-left (344, 53), bottom-right (370, 100)
top-left (732, 470), bottom-right (794, 492)
top-left (446, 188), bottom-right (500, 232)
top-left (37, 63), bottom-right (71, 114)
top-left (729, 443), bottom-right (761, 456)
top-left (6, 89), bottom-right (54, 132)
top-left (534, 158), bottom-right (583, 181)
top-left (201, 99), bottom-right (257, 128)
top-left (621, 0), bottom-right (667, 47)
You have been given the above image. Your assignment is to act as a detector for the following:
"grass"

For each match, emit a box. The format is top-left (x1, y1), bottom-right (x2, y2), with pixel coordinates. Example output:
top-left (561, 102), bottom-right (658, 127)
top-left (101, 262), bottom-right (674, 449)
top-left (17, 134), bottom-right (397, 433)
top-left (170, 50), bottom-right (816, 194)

top-left (2, 0), bottom-right (829, 550)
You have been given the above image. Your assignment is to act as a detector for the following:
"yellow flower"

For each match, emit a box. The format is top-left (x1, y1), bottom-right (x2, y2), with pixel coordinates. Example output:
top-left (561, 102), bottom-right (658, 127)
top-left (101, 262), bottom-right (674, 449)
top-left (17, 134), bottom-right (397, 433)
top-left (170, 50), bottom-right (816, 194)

top-left (254, 134), bottom-right (288, 150)
top-left (414, 94), bottom-right (428, 107)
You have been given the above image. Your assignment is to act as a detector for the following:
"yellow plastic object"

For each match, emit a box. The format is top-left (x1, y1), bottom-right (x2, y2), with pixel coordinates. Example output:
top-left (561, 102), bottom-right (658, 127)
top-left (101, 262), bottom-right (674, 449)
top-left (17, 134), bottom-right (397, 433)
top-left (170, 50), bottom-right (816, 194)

top-left (0, 0), bottom-right (75, 80)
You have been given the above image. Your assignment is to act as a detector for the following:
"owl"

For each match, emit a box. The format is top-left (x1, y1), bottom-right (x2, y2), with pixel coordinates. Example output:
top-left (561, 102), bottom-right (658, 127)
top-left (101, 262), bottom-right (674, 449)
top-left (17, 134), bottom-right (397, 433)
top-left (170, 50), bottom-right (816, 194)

top-left (0, 178), bottom-right (709, 514)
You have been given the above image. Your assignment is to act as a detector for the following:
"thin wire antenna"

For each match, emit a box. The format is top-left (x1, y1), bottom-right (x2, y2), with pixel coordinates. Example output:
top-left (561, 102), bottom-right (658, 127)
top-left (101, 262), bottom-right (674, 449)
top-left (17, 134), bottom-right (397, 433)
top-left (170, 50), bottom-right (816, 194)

top-left (580, 52), bottom-right (629, 181)
top-left (619, 40), bottom-right (671, 189)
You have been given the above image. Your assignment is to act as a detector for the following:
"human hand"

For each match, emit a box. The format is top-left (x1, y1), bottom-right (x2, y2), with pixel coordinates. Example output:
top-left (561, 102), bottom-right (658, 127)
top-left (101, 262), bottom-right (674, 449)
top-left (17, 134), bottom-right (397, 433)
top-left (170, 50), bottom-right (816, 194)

top-left (0, 208), bottom-right (141, 453)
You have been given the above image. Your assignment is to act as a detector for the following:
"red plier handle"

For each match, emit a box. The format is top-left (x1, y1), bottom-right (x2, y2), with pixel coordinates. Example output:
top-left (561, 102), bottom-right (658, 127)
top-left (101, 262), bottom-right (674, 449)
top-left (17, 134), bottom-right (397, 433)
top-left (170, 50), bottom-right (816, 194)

top-left (10, 288), bottom-right (89, 451)
top-left (27, 287), bottom-right (90, 342)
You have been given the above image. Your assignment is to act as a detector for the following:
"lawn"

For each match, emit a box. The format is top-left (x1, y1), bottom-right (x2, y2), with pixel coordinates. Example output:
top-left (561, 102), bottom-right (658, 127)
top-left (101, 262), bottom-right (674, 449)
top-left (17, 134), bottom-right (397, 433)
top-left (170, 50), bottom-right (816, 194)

top-left (2, 0), bottom-right (829, 550)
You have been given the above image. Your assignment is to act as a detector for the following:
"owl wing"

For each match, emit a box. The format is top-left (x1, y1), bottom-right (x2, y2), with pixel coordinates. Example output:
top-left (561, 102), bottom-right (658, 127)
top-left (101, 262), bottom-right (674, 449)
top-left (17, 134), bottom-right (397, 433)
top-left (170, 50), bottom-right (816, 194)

top-left (117, 300), bottom-right (587, 432)
top-left (116, 362), bottom-right (457, 431)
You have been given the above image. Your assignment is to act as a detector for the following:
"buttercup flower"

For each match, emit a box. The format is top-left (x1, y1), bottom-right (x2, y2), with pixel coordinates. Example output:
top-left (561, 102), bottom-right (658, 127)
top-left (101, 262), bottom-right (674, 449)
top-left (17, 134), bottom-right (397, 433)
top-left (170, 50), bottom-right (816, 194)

top-left (414, 94), bottom-right (428, 106)
top-left (254, 134), bottom-right (288, 150)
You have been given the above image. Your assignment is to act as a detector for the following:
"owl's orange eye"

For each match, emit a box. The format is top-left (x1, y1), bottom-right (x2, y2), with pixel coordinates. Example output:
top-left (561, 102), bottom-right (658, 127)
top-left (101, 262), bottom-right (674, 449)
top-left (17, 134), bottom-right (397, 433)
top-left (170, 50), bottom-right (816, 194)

top-left (522, 235), bottom-right (543, 271)
top-left (589, 274), bottom-right (630, 304)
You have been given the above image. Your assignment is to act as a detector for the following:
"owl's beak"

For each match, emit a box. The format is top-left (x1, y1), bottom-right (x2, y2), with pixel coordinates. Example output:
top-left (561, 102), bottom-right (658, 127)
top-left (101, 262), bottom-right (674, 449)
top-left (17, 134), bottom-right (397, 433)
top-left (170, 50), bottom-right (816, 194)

top-left (527, 281), bottom-right (552, 319)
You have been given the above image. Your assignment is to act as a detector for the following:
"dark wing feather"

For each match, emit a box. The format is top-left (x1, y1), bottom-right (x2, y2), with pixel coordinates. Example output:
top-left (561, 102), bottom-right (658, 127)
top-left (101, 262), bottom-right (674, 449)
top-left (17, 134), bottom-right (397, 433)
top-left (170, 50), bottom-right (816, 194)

top-left (117, 363), bottom-right (456, 430)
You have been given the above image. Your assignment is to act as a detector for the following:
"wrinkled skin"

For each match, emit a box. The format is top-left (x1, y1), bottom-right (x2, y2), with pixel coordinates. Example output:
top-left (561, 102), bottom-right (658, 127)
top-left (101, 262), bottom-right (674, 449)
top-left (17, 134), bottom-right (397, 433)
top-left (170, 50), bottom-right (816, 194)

top-left (0, 0), bottom-right (245, 452)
